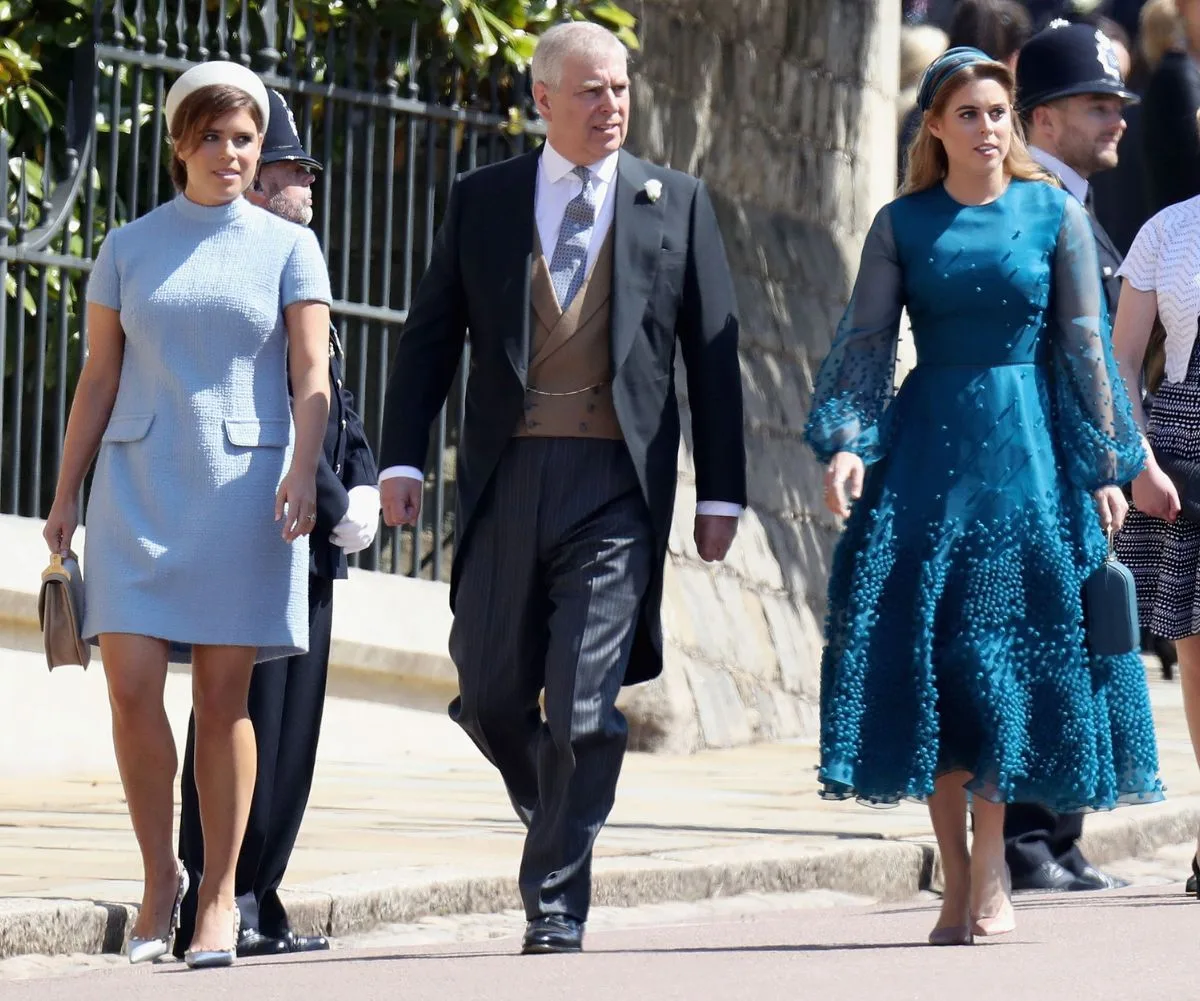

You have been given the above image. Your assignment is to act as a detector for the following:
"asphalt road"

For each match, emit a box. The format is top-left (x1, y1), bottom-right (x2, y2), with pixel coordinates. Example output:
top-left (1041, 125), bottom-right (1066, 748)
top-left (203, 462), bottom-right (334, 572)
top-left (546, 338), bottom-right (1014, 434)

top-left (5, 879), bottom-right (1195, 1001)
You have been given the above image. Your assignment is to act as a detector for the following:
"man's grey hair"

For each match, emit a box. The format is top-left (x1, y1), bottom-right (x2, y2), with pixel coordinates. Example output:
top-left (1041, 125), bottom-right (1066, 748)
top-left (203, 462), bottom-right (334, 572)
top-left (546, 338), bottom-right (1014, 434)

top-left (531, 21), bottom-right (627, 90)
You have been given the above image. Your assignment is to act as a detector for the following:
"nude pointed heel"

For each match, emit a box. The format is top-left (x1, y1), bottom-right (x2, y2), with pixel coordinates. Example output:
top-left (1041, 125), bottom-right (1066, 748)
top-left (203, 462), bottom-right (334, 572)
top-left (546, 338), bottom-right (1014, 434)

top-left (928, 925), bottom-right (975, 946)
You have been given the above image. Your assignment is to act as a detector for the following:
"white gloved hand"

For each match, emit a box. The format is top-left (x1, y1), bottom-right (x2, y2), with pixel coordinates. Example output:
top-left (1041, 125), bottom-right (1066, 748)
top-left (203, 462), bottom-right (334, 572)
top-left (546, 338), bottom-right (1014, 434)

top-left (330, 484), bottom-right (380, 554)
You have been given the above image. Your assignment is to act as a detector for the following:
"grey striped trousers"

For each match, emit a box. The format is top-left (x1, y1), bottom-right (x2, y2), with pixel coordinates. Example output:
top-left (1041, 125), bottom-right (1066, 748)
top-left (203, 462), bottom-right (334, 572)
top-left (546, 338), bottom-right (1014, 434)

top-left (448, 436), bottom-right (653, 921)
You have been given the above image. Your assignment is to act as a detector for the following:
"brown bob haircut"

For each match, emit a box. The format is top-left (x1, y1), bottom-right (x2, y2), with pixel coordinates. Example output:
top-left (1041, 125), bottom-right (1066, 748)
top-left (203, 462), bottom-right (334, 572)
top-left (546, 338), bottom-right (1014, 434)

top-left (168, 84), bottom-right (265, 193)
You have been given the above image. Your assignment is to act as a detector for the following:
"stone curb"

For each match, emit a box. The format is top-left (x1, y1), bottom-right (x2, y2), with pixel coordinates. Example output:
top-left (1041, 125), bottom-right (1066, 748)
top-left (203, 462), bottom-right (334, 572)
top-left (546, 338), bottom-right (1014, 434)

top-left (3, 798), bottom-right (1196, 960)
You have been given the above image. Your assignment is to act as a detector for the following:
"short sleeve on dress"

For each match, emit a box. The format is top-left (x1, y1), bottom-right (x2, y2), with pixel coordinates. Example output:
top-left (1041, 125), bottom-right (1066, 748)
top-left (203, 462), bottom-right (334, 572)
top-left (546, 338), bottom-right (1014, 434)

top-left (281, 228), bottom-right (332, 308)
top-left (1051, 196), bottom-right (1145, 490)
top-left (1116, 214), bottom-right (1161, 292)
top-left (86, 230), bottom-right (122, 311)
top-left (803, 203), bottom-right (904, 465)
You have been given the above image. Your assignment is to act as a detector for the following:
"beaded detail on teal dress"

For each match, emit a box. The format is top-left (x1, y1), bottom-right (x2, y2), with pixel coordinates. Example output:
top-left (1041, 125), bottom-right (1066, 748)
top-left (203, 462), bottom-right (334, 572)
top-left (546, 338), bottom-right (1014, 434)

top-left (804, 180), bottom-right (1162, 810)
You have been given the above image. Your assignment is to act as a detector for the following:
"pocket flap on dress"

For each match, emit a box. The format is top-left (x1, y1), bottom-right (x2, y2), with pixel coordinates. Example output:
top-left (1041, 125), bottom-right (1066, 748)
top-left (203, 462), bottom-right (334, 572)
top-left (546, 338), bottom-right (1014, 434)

top-left (223, 417), bottom-right (290, 448)
top-left (101, 414), bottom-right (154, 443)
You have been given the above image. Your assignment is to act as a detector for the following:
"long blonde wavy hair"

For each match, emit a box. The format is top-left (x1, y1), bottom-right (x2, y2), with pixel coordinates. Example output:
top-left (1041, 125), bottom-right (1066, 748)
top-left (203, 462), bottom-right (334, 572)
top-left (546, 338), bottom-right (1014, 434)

top-left (901, 61), bottom-right (1052, 195)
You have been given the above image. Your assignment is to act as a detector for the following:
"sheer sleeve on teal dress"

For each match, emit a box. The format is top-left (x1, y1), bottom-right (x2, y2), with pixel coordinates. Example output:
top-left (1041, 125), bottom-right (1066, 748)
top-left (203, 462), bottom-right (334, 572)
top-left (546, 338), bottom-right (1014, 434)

top-left (1051, 197), bottom-right (1145, 490)
top-left (804, 205), bottom-right (903, 466)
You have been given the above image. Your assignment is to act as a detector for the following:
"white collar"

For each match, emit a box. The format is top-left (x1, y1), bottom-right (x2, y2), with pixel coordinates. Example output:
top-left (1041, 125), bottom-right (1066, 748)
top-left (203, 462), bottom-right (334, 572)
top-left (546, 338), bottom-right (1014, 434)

top-left (1029, 145), bottom-right (1090, 205)
top-left (540, 141), bottom-right (620, 184)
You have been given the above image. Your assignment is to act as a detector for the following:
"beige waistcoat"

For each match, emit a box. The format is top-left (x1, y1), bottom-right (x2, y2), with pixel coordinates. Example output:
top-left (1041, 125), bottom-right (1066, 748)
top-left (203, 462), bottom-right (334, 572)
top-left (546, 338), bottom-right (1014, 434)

top-left (513, 231), bottom-right (622, 440)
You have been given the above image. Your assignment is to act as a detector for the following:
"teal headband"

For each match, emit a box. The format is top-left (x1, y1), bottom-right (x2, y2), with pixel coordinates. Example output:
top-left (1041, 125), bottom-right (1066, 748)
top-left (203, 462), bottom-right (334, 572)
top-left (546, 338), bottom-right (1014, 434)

top-left (916, 46), bottom-right (994, 112)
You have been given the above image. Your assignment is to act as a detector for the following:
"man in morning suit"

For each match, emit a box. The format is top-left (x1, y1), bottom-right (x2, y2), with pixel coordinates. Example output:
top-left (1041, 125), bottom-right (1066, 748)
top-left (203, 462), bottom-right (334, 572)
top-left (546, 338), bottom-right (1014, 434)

top-left (378, 21), bottom-right (746, 955)
top-left (1010, 18), bottom-right (1139, 895)
top-left (175, 86), bottom-right (380, 958)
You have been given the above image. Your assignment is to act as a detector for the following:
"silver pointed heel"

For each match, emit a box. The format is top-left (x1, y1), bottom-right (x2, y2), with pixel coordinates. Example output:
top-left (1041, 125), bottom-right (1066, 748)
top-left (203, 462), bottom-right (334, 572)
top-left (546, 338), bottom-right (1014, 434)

top-left (185, 906), bottom-right (240, 969)
top-left (127, 863), bottom-right (189, 965)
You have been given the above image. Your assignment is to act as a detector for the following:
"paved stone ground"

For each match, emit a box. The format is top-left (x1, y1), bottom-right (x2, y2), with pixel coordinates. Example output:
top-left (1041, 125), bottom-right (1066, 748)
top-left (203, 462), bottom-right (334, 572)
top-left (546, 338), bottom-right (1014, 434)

top-left (2, 626), bottom-right (1197, 974)
top-left (2, 632), bottom-right (1195, 905)
top-left (1, 841), bottom-right (1195, 994)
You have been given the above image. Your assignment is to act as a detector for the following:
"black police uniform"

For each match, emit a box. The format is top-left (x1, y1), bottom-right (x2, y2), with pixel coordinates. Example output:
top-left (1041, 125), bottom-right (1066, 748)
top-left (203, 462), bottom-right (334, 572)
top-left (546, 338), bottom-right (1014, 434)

top-left (175, 88), bottom-right (378, 957)
top-left (1009, 20), bottom-right (1138, 895)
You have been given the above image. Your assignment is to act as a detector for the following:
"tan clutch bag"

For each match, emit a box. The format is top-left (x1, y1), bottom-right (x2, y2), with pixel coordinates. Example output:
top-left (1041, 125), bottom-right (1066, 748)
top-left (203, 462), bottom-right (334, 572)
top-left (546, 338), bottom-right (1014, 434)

top-left (38, 551), bottom-right (90, 671)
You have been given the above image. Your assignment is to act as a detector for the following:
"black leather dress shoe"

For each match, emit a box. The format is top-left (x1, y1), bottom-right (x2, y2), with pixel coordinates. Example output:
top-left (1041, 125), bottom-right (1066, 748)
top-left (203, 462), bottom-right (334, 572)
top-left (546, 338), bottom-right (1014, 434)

top-left (280, 930), bottom-right (330, 953)
top-left (1186, 855), bottom-right (1199, 897)
top-left (1071, 866), bottom-right (1128, 891)
top-left (236, 928), bottom-right (289, 958)
top-left (1010, 860), bottom-right (1086, 893)
top-left (521, 916), bottom-right (584, 955)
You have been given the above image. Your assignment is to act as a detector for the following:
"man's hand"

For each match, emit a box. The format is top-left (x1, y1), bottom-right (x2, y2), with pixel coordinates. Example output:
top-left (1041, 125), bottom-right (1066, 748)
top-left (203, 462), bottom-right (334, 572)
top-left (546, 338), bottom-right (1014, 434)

top-left (381, 476), bottom-right (423, 527)
top-left (695, 513), bottom-right (738, 562)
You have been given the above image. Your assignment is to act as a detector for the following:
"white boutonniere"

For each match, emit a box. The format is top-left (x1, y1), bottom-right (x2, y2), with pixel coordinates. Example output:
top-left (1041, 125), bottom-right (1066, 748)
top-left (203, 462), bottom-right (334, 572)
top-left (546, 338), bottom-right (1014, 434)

top-left (643, 179), bottom-right (662, 203)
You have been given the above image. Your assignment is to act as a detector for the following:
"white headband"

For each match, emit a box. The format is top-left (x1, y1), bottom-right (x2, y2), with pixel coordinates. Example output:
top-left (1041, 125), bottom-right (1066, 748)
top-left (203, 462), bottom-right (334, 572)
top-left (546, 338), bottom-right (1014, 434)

top-left (164, 62), bottom-right (271, 134)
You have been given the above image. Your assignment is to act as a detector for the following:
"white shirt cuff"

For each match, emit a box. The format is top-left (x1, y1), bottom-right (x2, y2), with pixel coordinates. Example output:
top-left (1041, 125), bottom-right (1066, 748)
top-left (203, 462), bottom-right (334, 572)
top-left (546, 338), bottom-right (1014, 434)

top-left (380, 465), bottom-right (738, 516)
top-left (379, 465), bottom-right (424, 483)
top-left (696, 501), bottom-right (743, 518)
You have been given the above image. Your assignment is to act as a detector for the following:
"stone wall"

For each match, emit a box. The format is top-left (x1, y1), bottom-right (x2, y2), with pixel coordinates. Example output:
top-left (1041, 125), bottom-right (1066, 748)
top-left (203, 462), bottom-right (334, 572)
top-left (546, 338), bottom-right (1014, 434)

top-left (618, 0), bottom-right (900, 752)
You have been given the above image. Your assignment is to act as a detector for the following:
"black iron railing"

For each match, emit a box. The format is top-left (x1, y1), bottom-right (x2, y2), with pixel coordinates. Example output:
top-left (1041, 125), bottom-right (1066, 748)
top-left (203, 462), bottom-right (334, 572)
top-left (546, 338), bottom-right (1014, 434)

top-left (0, 0), bottom-right (546, 581)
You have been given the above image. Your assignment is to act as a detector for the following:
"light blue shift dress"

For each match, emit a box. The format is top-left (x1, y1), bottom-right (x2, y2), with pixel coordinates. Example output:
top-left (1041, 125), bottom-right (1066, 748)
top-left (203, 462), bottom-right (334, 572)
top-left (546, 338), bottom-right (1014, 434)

top-left (82, 194), bottom-right (332, 663)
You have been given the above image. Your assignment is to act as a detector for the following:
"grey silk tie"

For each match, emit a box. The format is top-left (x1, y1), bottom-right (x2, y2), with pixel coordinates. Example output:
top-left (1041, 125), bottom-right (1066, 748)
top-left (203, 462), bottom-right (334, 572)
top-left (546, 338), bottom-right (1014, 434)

top-left (548, 165), bottom-right (596, 311)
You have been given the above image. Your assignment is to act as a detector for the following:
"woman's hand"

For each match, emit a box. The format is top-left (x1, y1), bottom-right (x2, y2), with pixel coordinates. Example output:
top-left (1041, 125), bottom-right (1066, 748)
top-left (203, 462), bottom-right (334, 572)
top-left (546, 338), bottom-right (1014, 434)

top-left (1093, 484), bottom-right (1130, 534)
top-left (824, 452), bottom-right (865, 519)
top-left (1131, 461), bottom-right (1181, 524)
top-left (43, 496), bottom-right (79, 556)
top-left (275, 465), bottom-right (318, 542)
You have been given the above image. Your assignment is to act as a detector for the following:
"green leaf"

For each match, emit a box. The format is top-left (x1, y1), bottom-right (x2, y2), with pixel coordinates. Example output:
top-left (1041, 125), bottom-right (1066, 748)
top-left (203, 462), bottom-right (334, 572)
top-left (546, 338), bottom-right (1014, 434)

top-left (587, 1), bottom-right (638, 30)
top-left (16, 85), bottom-right (52, 132)
top-left (478, 6), bottom-right (519, 42)
top-left (507, 31), bottom-right (536, 67)
top-left (468, 6), bottom-right (498, 58)
top-left (8, 154), bottom-right (44, 199)
top-left (615, 25), bottom-right (640, 51)
top-left (5, 271), bottom-right (39, 316)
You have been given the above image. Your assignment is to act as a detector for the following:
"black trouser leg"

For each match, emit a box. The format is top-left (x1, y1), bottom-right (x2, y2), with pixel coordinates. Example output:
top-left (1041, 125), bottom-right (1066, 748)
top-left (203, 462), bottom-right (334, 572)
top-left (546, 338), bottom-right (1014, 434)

top-left (449, 442), bottom-right (550, 825)
top-left (449, 439), bottom-right (652, 921)
top-left (1004, 803), bottom-right (1086, 878)
top-left (255, 576), bottom-right (333, 937)
top-left (517, 464), bottom-right (652, 922)
top-left (175, 714), bottom-right (202, 957)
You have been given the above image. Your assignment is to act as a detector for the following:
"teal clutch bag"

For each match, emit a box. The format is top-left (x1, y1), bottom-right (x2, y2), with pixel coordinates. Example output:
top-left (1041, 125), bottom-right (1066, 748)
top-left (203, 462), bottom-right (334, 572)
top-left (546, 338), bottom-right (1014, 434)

top-left (1083, 529), bottom-right (1140, 657)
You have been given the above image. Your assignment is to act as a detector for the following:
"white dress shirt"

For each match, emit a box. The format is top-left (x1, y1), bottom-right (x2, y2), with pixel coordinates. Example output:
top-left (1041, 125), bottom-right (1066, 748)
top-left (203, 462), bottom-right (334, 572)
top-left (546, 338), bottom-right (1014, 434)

top-left (1029, 145), bottom-right (1089, 206)
top-left (380, 141), bottom-right (742, 519)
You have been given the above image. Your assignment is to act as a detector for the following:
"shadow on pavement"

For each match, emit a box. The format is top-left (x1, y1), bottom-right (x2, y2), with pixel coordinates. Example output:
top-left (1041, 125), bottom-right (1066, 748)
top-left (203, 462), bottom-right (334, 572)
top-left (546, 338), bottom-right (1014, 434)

top-left (603, 822), bottom-right (888, 840)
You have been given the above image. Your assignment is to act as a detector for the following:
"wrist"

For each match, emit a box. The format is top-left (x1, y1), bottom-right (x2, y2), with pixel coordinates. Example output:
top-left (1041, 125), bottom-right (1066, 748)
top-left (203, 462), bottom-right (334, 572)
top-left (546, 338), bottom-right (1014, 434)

top-left (288, 455), bottom-right (319, 478)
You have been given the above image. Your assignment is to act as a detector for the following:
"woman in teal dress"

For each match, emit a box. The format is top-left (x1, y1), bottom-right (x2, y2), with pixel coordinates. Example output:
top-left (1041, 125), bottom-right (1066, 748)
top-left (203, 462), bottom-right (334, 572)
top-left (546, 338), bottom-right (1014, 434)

top-left (805, 48), bottom-right (1162, 946)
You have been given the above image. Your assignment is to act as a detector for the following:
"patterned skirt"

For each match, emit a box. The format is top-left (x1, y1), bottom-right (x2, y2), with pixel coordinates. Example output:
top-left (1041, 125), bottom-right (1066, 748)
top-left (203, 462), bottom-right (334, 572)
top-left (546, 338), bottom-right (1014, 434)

top-left (1116, 337), bottom-right (1200, 640)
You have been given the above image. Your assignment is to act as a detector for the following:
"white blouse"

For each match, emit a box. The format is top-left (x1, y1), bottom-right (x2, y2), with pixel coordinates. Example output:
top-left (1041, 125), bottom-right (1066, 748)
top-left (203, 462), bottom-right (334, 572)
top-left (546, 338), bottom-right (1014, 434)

top-left (1118, 194), bottom-right (1200, 384)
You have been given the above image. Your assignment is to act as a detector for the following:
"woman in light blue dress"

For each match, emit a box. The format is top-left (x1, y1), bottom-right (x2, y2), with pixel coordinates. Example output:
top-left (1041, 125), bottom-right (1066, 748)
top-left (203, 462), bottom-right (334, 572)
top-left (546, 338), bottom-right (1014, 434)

top-left (805, 48), bottom-right (1162, 946)
top-left (43, 63), bottom-right (332, 968)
